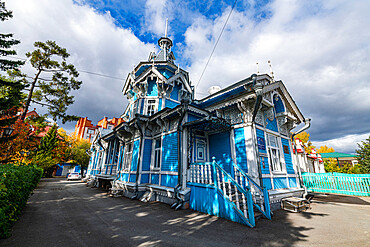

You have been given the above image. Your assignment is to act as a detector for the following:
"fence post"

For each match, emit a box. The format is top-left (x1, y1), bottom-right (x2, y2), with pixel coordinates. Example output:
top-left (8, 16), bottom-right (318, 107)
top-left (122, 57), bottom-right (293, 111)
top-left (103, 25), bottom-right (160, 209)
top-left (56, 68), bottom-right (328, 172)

top-left (212, 157), bottom-right (218, 188)
top-left (247, 190), bottom-right (255, 227)
top-left (263, 187), bottom-right (271, 220)
top-left (230, 162), bottom-right (235, 180)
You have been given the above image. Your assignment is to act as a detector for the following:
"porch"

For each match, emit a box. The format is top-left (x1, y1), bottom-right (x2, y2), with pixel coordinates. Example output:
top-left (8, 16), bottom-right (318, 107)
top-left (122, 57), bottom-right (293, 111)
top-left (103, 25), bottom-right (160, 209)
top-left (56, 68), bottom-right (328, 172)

top-left (187, 158), bottom-right (272, 227)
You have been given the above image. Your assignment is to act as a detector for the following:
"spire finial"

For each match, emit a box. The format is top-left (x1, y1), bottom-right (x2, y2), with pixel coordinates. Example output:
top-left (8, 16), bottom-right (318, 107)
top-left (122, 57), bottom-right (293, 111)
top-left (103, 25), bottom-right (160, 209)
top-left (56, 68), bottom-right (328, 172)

top-left (165, 18), bottom-right (168, 38)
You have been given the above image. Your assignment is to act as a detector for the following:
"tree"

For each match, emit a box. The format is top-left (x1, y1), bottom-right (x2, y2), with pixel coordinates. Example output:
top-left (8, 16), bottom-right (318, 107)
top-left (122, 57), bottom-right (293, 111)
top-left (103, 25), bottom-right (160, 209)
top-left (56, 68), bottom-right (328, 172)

top-left (0, 76), bottom-right (25, 130)
top-left (295, 131), bottom-right (316, 153)
top-left (324, 158), bottom-right (340, 173)
top-left (317, 145), bottom-right (335, 153)
top-left (356, 136), bottom-right (370, 174)
top-left (0, 1), bottom-right (25, 142)
top-left (17, 40), bottom-right (82, 124)
top-left (0, 119), bottom-right (38, 164)
top-left (69, 139), bottom-right (90, 177)
top-left (0, 1), bottom-right (25, 71)
top-left (32, 124), bottom-right (68, 176)
top-left (59, 130), bottom-right (90, 177)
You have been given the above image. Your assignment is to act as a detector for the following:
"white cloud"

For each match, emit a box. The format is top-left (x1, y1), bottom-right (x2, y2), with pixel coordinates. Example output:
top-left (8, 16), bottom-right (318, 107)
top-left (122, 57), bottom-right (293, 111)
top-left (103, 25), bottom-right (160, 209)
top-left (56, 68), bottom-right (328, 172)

top-left (1, 0), bottom-right (153, 132)
top-left (1, 0), bottom-right (369, 146)
top-left (144, 0), bottom-right (168, 36)
top-left (312, 133), bottom-right (369, 154)
top-left (183, 0), bottom-right (370, 143)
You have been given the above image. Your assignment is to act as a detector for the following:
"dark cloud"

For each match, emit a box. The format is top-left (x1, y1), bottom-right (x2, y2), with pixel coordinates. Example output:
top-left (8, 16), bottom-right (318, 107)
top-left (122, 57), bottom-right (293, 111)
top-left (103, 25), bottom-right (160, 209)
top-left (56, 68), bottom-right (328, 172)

top-left (1, 0), bottom-right (369, 153)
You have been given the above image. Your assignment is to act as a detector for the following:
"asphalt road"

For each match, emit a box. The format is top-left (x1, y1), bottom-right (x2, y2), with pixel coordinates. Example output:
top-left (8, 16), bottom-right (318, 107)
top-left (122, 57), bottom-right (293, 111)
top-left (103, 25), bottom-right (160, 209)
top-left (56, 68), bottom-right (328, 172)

top-left (1, 178), bottom-right (369, 247)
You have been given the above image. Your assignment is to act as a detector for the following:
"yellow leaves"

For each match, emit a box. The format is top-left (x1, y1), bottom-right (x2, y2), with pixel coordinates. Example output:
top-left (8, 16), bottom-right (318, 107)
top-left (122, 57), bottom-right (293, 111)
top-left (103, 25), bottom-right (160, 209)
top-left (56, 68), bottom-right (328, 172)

top-left (11, 149), bottom-right (33, 165)
top-left (317, 145), bottom-right (335, 153)
top-left (295, 131), bottom-right (310, 145)
top-left (57, 127), bottom-right (67, 137)
top-left (294, 131), bottom-right (317, 154)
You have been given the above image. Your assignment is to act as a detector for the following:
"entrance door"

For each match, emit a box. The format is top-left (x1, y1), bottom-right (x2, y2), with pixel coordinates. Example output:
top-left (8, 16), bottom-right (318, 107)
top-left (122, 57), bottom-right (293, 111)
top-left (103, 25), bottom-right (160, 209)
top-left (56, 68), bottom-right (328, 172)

top-left (209, 131), bottom-right (232, 174)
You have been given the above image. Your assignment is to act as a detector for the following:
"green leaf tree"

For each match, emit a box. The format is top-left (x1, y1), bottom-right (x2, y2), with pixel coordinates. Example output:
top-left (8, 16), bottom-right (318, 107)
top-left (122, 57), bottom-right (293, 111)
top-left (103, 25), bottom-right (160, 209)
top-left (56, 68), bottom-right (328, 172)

top-left (356, 136), bottom-right (370, 174)
top-left (32, 124), bottom-right (66, 177)
top-left (0, 1), bottom-right (25, 141)
top-left (59, 130), bottom-right (91, 177)
top-left (323, 158), bottom-right (340, 173)
top-left (0, 76), bottom-right (24, 127)
top-left (0, 1), bottom-right (25, 71)
top-left (69, 140), bottom-right (90, 177)
top-left (18, 40), bottom-right (82, 124)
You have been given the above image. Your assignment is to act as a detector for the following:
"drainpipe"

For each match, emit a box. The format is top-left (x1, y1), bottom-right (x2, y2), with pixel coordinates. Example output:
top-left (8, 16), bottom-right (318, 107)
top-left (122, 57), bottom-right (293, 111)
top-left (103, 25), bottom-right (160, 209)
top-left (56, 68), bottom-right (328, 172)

top-left (291, 118), bottom-right (311, 197)
top-left (133, 117), bottom-right (144, 199)
top-left (173, 102), bottom-right (187, 210)
top-left (250, 73), bottom-right (264, 187)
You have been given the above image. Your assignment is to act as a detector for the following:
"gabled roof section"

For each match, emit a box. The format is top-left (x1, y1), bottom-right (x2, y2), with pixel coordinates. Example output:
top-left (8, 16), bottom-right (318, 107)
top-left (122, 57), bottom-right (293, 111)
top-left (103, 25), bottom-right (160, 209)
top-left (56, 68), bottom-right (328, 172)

top-left (167, 72), bottom-right (192, 93)
top-left (194, 74), bottom-right (305, 124)
top-left (122, 72), bottom-right (135, 95)
top-left (270, 81), bottom-right (305, 123)
top-left (136, 66), bottom-right (167, 83)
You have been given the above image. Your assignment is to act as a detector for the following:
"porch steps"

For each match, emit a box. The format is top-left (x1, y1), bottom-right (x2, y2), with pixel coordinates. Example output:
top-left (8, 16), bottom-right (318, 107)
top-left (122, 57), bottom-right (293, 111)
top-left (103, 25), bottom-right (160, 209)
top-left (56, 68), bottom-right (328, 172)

top-left (225, 186), bottom-right (263, 220)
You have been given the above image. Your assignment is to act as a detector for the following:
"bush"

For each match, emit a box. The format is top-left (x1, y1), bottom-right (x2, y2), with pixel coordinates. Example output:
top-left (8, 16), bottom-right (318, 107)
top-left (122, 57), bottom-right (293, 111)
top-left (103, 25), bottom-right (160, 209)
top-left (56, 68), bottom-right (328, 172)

top-left (0, 164), bottom-right (43, 238)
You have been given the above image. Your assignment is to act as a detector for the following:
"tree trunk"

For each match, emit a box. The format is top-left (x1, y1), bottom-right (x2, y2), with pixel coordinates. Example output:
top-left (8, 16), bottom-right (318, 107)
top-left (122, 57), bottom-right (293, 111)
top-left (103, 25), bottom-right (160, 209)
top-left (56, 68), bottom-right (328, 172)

top-left (20, 70), bottom-right (41, 121)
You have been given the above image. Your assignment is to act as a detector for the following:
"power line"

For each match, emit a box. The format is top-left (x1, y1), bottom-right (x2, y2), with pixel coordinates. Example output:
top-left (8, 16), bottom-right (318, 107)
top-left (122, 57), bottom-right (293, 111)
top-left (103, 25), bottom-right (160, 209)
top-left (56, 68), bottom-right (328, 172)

top-left (2, 56), bottom-right (124, 81)
top-left (195, 0), bottom-right (238, 89)
top-left (78, 70), bottom-right (124, 81)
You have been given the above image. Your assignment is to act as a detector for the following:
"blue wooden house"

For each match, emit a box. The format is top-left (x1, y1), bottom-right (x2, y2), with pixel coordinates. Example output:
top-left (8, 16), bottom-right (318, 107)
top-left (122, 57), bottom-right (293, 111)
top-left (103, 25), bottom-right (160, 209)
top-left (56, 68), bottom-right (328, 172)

top-left (86, 34), bottom-right (309, 227)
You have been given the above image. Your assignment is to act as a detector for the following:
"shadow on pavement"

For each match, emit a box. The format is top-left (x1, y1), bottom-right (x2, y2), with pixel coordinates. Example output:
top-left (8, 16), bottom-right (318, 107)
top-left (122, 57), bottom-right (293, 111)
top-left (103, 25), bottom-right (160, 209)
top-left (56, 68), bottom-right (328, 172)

top-left (312, 193), bottom-right (370, 205)
top-left (300, 211), bottom-right (328, 219)
top-left (0, 178), bottom-right (326, 247)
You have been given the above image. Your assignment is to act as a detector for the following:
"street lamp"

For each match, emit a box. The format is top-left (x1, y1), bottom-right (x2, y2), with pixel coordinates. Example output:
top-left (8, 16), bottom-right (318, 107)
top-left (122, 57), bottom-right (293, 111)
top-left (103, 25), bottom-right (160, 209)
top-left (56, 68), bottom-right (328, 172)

top-left (3, 127), bottom-right (14, 137)
top-left (0, 127), bottom-right (14, 139)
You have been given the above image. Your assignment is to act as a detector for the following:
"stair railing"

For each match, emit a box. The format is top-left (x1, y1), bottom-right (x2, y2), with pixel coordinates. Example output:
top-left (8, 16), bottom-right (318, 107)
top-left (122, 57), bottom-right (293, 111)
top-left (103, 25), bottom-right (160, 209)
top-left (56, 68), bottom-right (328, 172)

top-left (188, 158), bottom-right (256, 227)
top-left (231, 162), bottom-right (272, 219)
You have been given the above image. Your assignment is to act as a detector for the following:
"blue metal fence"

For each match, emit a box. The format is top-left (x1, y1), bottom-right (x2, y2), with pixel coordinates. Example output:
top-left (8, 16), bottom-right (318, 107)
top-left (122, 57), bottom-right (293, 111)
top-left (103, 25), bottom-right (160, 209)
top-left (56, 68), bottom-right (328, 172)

top-left (302, 172), bottom-right (370, 196)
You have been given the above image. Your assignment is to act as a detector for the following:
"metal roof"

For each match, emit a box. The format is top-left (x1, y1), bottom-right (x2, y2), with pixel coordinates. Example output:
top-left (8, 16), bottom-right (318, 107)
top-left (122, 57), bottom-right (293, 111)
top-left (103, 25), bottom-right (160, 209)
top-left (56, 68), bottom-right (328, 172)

top-left (320, 152), bottom-right (357, 158)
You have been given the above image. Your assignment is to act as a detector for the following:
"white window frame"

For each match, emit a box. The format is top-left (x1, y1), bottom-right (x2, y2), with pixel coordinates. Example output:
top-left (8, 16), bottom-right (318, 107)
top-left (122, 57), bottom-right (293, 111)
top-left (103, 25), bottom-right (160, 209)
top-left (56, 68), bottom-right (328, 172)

top-left (267, 134), bottom-right (283, 172)
top-left (132, 101), bottom-right (138, 119)
top-left (87, 129), bottom-right (95, 134)
top-left (123, 143), bottom-right (133, 171)
top-left (144, 98), bottom-right (157, 116)
top-left (152, 137), bottom-right (162, 170)
top-left (195, 139), bottom-right (206, 162)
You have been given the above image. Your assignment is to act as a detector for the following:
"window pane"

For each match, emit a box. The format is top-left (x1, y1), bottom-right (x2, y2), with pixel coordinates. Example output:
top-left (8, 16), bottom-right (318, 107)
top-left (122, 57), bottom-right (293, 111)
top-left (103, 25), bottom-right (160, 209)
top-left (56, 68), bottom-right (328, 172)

top-left (155, 139), bottom-right (161, 148)
top-left (154, 150), bottom-right (160, 168)
top-left (146, 99), bottom-right (156, 116)
top-left (269, 135), bottom-right (278, 148)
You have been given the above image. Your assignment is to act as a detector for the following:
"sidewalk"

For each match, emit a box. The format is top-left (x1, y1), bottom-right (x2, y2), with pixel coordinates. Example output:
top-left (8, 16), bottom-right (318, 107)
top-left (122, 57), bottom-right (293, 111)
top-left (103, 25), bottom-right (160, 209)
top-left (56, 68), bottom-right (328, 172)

top-left (1, 178), bottom-right (369, 246)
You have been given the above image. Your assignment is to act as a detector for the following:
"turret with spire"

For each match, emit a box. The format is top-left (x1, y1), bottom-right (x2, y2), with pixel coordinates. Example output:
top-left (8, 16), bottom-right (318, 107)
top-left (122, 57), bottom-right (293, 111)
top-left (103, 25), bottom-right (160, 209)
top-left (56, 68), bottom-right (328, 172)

top-left (150, 18), bottom-right (176, 63)
top-left (122, 19), bottom-right (193, 120)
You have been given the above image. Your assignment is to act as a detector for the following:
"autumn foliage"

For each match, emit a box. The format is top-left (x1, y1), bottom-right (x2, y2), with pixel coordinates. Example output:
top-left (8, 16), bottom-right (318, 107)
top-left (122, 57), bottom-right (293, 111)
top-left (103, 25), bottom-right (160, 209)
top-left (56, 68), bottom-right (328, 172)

top-left (0, 119), bottom-right (38, 164)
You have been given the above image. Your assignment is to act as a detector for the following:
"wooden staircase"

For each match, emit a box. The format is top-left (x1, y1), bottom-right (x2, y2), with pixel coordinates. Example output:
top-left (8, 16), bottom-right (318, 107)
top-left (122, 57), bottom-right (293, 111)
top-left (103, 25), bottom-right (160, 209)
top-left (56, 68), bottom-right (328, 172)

top-left (187, 158), bottom-right (272, 227)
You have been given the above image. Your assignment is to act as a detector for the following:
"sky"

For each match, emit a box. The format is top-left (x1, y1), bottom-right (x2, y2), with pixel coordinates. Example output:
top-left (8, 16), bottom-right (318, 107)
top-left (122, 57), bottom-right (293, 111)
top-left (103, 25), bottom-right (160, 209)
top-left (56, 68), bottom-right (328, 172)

top-left (1, 0), bottom-right (369, 154)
